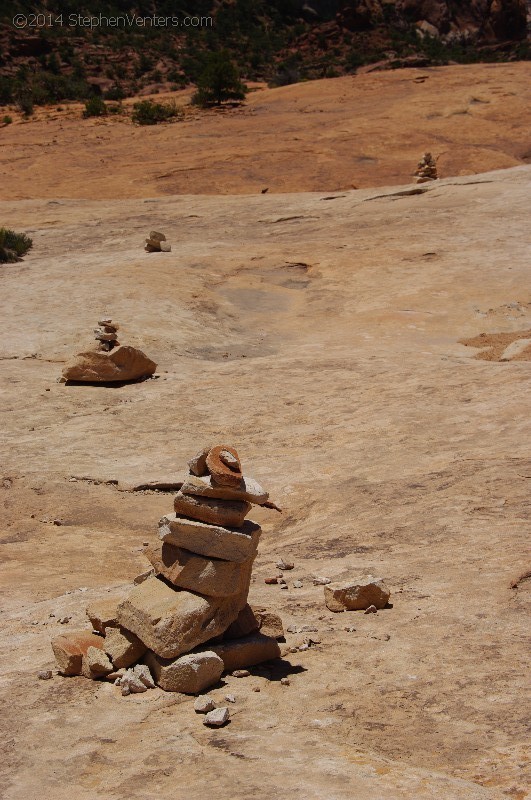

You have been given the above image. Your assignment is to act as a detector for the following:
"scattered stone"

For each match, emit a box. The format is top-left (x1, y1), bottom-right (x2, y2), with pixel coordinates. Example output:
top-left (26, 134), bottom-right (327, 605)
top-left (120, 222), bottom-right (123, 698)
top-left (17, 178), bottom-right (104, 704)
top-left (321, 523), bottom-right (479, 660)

top-left (63, 345), bottom-right (156, 383)
top-left (265, 577), bottom-right (278, 585)
top-left (365, 604), bottom-right (378, 614)
top-left (82, 646), bottom-right (114, 678)
top-left (252, 686), bottom-right (261, 692)
top-left (232, 669), bottom-right (250, 678)
top-left (344, 626), bottom-right (357, 632)
top-left (117, 576), bottom-right (248, 659)
top-left (145, 650), bottom-right (224, 693)
top-left (280, 677), bottom-right (290, 686)
top-left (313, 576), bottom-right (332, 585)
top-left (293, 580), bottom-right (303, 589)
top-left (51, 630), bottom-right (105, 676)
top-left (105, 669), bottom-right (126, 683)
top-left (159, 514), bottom-right (261, 563)
top-left (203, 707), bottom-right (229, 728)
top-left (276, 559), bottom-right (294, 570)
top-left (145, 541), bottom-right (254, 598)
top-left (133, 663), bottom-right (156, 688)
top-left (194, 695), bottom-right (216, 714)
top-left (173, 492), bottom-right (251, 528)
top-left (145, 231), bottom-right (171, 252)
top-left (38, 670), bottom-right (53, 680)
top-left (280, 584), bottom-right (288, 590)
top-left (104, 625), bottom-right (147, 669)
top-left (59, 615), bottom-right (72, 624)
top-left (324, 577), bottom-right (390, 612)
top-left (225, 694), bottom-right (236, 703)
top-left (278, 577), bottom-right (287, 585)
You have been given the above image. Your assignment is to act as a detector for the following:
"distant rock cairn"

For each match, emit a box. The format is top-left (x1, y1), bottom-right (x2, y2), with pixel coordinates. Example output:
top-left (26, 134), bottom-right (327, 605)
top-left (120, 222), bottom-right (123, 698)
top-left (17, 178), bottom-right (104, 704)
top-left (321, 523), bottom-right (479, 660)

top-left (414, 152), bottom-right (438, 184)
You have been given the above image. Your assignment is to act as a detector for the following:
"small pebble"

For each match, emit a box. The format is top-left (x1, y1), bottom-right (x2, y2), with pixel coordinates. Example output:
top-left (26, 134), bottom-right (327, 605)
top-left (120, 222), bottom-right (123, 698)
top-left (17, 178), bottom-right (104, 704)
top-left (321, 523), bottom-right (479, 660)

top-left (59, 616), bottom-right (72, 624)
top-left (364, 605), bottom-right (377, 614)
top-left (344, 626), bottom-right (357, 632)
top-left (293, 580), bottom-right (303, 589)
top-left (38, 670), bottom-right (52, 680)
top-left (203, 707), bottom-right (230, 728)
top-left (277, 560), bottom-right (294, 570)
top-left (194, 695), bottom-right (216, 714)
top-left (225, 694), bottom-right (236, 703)
top-left (252, 686), bottom-right (261, 692)
top-left (280, 677), bottom-right (290, 686)
top-left (265, 577), bottom-right (278, 585)
top-left (232, 669), bottom-right (250, 678)
top-left (312, 576), bottom-right (331, 585)
top-left (280, 585), bottom-right (288, 590)
top-left (278, 578), bottom-right (287, 585)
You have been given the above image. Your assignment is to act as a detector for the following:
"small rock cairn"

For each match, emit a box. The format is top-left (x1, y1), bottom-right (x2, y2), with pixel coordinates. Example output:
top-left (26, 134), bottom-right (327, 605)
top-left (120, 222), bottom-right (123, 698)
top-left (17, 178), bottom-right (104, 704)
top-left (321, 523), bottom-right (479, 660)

top-left (51, 445), bottom-right (283, 696)
top-left (94, 318), bottom-right (119, 352)
top-left (145, 230), bottom-right (171, 253)
top-left (414, 151), bottom-right (438, 183)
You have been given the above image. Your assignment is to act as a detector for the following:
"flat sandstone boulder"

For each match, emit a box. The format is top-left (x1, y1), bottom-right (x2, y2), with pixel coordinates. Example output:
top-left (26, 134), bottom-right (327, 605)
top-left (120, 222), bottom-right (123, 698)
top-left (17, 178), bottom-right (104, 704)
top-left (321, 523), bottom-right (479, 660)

top-left (51, 630), bottom-right (105, 676)
top-left (173, 491), bottom-right (251, 528)
top-left (181, 473), bottom-right (269, 505)
top-left (159, 514), bottom-right (261, 563)
top-left (144, 541), bottom-right (255, 598)
top-left (324, 576), bottom-right (390, 612)
top-left (116, 576), bottom-right (248, 659)
top-left (202, 632), bottom-right (281, 672)
top-left (62, 345), bottom-right (156, 383)
top-left (144, 650), bottom-right (224, 693)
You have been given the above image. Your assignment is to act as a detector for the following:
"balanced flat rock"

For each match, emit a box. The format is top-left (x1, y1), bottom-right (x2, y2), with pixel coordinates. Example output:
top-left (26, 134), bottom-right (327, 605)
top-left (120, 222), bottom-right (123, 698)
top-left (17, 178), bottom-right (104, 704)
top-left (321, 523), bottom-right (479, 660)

top-left (173, 491), bottom-right (251, 528)
top-left (51, 630), bottom-right (105, 676)
top-left (181, 473), bottom-right (269, 505)
top-left (159, 514), bottom-right (261, 563)
top-left (116, 575), bottom-right (248, 659)
top-left (62, 345), bottom-right (156, 383)
top-left (201, 632), bottom-right (281, 672)
top-left (144, 541), bottom-right (255, 598)
top-left (324, 576), bottom-right (390, 612)
top-left (144, 650), bottom-right (224, 693)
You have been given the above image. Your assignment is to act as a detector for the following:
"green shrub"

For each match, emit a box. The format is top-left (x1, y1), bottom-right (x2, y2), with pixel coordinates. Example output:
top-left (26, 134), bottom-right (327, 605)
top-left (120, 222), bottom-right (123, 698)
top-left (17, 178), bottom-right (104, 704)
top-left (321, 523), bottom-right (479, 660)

top-left (131, 99), bottom-right (181, 125)
top-left (0, 228), bottom-right (33, 263)
top-left (192, 51), bottom-right (246, 107)
top-left (83, 96), bottom-right (107, 118)
top-left (2, 115), bottom-right (12, 125)
top-left (17, 93), bottom-right (34, 117)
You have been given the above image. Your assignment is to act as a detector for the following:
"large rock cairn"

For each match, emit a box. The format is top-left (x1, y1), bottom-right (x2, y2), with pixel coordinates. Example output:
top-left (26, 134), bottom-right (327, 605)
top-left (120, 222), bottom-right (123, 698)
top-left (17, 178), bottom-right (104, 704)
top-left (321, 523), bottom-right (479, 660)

top-left (62, 317), bottom-right (157, 383)
top-left (51, 445), bottom-right (282, 695)
top-left (414, 151), bottom-right (438, 183)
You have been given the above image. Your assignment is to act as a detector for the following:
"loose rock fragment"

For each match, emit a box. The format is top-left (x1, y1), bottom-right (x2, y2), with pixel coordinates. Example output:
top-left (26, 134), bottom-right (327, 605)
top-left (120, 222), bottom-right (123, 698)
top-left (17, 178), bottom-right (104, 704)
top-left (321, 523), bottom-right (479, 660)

top-left (276, 559), bottom-right (294, 570)
top-left (194, 695), bottom-right (216, 714)
top-left (324, 577), bottom-right (390, 612)
top-left (51, 630), bottom-right (105, 676)
top-left (293, 580), bottom-right (303, 589)
top-left (313, 576), bottom-right (331, 585)
top-left (38, 670), bottom-right (53, 680)
top-left (203, 707), bottom-right (229, 727)
top-left (145, 650), bottom-right (224, 694)
top-left (82, 646), bottom-right (114, 678)
top-left (104, 625), bottom-right (147, 669)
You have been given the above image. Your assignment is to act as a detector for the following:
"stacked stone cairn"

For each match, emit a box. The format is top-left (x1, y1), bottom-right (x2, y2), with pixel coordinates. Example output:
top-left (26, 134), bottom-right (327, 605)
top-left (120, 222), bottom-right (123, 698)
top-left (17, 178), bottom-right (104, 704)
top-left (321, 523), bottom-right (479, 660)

top-left (145, 230), bottom-right (171, 253)
top-left (414, 152), bottom-right (438, 183)
top-left (51, 445), bottom-right (283, 695)
top-left (94, 318), bottom-right (119, 352)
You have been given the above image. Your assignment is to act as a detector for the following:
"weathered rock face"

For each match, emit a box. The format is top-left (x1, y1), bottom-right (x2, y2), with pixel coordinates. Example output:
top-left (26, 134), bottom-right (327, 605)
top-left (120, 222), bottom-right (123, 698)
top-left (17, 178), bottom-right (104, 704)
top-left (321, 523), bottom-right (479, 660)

top-left (116, 576), bottom-right (248, 659)
top-left (324, 577), bottom-right (391, 612)
top-left (159, 514), bottom-right (261, 563)
top-left (144, 542), bottom-right (255, 598)
top-left (173, 491), bottom-right (252, 528)
top-left (144, 650), bottom-right (224, 693)
top-left (51, 631), bottom-right (105, 676)
top-left (62, 345), bottom-right (156, 383)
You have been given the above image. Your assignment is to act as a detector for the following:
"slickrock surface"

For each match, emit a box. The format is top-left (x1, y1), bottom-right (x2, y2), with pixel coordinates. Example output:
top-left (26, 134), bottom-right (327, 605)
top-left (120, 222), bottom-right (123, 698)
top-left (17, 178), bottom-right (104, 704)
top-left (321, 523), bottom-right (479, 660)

top-left (0, 163), bottom-right (529, 799)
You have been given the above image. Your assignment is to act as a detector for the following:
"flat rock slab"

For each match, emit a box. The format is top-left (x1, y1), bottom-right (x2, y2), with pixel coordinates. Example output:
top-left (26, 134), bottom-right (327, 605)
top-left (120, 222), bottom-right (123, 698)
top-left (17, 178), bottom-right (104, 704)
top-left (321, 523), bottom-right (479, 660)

top-left (202, 632), bottom-right (281, 672)
top-left (173, 491), bottom-right (251, 528)
top-left (181, 473), bottom-right (269, 505)
top-left (144, 650), bottom-right (224, 693)
top-left (144, 541), bottom-right (255, 598)
top-left (62, 345), bottom-right (156, 383)
top-left (159, 514), bottom-right (261, 563)
top-left (117, 575), bottom-right (248, 659)
top-left (51, 630), bottom-right (105, 676)
top-left (324, 577), bottom-right (390, 612)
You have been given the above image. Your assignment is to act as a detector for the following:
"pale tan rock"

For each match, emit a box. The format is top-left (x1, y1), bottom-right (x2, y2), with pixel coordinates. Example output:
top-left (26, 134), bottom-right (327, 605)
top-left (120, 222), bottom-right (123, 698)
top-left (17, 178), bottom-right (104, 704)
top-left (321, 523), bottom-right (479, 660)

top-left (116, 576), bottom-right (248, 659)
top-left (252, 606), bottom-right (285, 640)
top-left (51, 630), bottom-right (105, 676)
top-left (86, 593), bottom-right (127, 634)
top-left (62, 345), bottom-right (156, 383)
top-left (144, 542), bottom-right (255, 598)
top-left (206, 445), bottom-right (243, 487)
top-left (144, 650), bottom-right (224, 693)
top-left (149, 231), bottom-right (166, 242)
top-left (159, 514), bottom-right (261, 563)
top-left (324, 576), bottom-right (390, 612)
top-left (204, 633), bottom-right (281, 672)
top-left (203, 707), bottom-right (229, 727)
top-left (104, 625), bottom-right (147, 669)
top-left (224, 604), bottom-right (260, 640)
top-left (173, 491), bottom-right (251, 528)
top-left (81, 646), bottom-right (114, 678)
top-left (188, 446), bottom-right (210, 476)
top-left (181, 473), bottom-right (269, 505)
top-left (159, 241), bottom-right (171, 252)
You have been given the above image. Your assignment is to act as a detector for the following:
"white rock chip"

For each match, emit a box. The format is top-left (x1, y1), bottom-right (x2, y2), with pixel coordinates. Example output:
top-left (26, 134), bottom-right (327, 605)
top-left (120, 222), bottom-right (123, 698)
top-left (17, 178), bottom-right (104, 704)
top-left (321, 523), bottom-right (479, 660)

top-left (203, 707), bottom-right (230, 727)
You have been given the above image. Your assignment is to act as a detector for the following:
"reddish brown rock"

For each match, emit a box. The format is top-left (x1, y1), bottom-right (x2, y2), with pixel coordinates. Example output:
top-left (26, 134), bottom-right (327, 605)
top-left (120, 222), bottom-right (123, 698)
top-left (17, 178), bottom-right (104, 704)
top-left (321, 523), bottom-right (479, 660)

top-left (205, 445), bottom-right (243, 487)
top-left (173, 491), bottom-right (251, 528)
top-left (203, 633), bottom-right (281, 671)
top-left (51, 630), bottom-right (105, 676)
top-left (324, 576), bottom-right (390, 612)
top-left (188, 446), bottom-right (211, 477)
top-left (62, 345), bottom-right (156, 383)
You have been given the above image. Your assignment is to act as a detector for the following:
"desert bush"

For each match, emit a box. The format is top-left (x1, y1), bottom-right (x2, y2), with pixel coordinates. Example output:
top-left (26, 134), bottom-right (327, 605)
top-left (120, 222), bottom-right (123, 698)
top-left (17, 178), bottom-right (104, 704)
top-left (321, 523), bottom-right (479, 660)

top-left (192, 51), bottom-right (246, 107)
top-left (83, 96), bottom-right (107, 118)
top-left (131, 99), bottom-right (181, 125)
top-left (2, 115), bottom-right (12, 125)
top-left (0, 228), bottom-right (33, 263)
